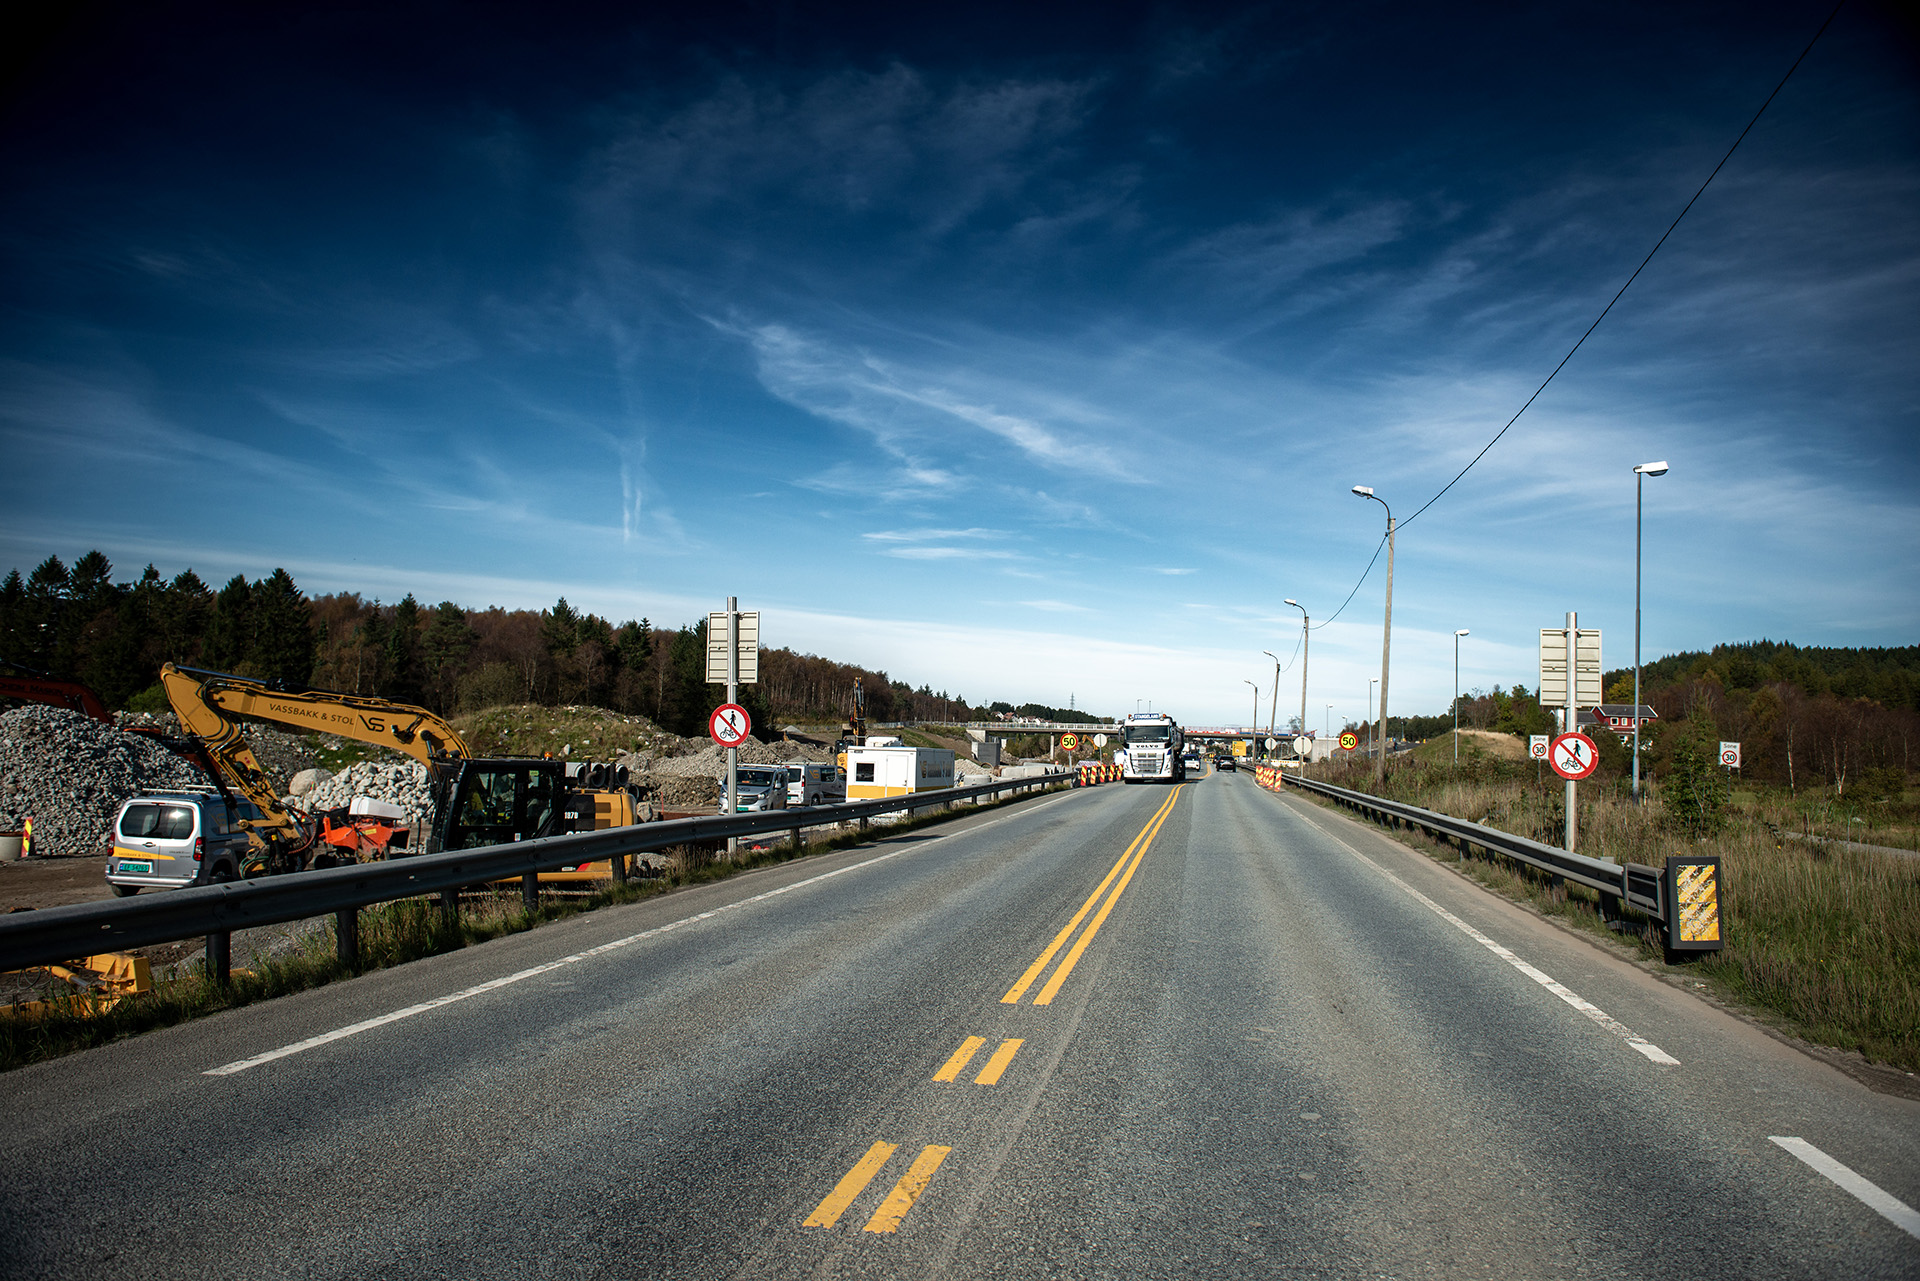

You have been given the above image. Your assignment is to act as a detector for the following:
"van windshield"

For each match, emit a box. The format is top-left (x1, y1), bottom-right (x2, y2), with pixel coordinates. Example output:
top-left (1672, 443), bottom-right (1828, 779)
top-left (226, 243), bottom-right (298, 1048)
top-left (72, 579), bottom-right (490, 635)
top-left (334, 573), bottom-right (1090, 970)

top-left (737, 768), bottom-right (783, 788)
top-left (120, 804), bottom-right (195, 840)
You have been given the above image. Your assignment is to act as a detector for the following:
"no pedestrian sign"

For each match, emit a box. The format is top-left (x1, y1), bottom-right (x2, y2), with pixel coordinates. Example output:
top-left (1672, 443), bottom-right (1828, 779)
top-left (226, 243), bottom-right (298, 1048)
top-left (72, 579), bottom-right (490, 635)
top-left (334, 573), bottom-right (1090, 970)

top-left (709, 703), bottom-right (751, 748)
top-left (1549, 732), bottom-right (1599, 781)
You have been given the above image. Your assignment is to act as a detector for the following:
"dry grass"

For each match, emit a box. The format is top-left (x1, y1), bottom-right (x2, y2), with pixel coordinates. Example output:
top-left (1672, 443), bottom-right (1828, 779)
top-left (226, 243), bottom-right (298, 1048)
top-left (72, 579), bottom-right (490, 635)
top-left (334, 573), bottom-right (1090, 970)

top-left (1309, 754), bottom-right (1920, 1071)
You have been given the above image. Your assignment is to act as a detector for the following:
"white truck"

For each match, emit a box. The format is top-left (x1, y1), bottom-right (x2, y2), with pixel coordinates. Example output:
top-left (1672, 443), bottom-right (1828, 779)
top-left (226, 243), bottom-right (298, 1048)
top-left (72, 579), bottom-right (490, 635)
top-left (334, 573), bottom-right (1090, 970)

top-left (1120, 712), bottom-right (1185, 783)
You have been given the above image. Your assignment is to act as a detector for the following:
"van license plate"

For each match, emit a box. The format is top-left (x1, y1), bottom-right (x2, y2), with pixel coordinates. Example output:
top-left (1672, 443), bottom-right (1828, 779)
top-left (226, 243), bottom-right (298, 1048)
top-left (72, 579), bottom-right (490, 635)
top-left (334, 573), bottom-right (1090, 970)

top-left (119, 861), bottom-right (152, 875)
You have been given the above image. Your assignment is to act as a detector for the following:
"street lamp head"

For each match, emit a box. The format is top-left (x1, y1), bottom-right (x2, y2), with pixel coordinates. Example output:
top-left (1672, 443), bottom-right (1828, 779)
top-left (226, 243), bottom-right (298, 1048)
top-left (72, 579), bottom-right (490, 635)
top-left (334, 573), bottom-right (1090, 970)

top-left (1634, 461), bottom-right (1669, 476)
top-left (1351, 485), bottom-right (1374, 497)
top-left (1263, 650), bottom-right (1278, 661)
top-left (1455, 629), bottom-right (1470, 637)
top-left (1283, 598), bottom-right (1298, 606)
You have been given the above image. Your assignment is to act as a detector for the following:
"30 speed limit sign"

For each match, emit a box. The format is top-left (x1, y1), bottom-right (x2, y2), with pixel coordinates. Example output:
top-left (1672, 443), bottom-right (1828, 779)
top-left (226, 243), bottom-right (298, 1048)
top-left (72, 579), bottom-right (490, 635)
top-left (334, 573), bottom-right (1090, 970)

top-left (1719, 742), bottom-right (1742, 768)
top-left (1548, 731), bottom-right (1600, 781)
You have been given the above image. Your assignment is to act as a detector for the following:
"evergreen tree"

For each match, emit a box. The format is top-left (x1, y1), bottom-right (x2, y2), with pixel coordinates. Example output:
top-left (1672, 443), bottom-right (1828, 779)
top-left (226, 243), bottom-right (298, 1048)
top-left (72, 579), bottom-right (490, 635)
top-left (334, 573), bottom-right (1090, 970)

top-left (248, 569), bottom-right (316, 686)
top-left (204, 575), bottom-right (254, 672)
top-left (159, 570), bottom-right (212, 667)
top-left (351, 604), bottom-right (389, 696)
top-left (384, 593), bottom-right (424, 703)
top-left (542, 597), bottom-right (580, 658)
top-left (1663, 696), bottom-right (1729, 837)
top-left (21, 556), bottom-right (69, 670)
top-left (0, 569), bottom-right (25, 665)
top-left (421, 601), bottom-right (477, 711)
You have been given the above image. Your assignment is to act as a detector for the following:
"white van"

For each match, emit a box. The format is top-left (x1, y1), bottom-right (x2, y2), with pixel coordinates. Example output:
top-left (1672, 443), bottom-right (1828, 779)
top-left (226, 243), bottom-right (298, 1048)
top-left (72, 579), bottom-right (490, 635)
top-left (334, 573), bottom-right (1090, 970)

top-left (785, 761), bottom-right (845, 807)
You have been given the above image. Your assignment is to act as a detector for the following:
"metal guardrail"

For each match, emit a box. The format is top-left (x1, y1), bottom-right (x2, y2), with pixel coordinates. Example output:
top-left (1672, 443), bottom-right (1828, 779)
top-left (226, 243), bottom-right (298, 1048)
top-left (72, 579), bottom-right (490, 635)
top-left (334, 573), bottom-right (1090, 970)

top-left (1252, 765), bottom-right (1723, 957)
top-left (0, 772), bottom-right (1071, 976)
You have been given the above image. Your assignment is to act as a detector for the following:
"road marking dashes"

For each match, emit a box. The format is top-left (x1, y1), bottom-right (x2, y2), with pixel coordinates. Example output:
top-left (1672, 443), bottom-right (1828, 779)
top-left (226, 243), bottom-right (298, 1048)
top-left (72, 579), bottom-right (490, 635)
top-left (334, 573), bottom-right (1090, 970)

top-left (1771, 1136), bottom-right (1920, 1240)
top-left (804, 1141), bottom-right (951, 1233)
top-left (803, 1141), bottom-right (897, 1228)
top-left (933, 1036), bottom-right (988, 1082)
top-left (972, 1038), bottom-right (1023, 1084)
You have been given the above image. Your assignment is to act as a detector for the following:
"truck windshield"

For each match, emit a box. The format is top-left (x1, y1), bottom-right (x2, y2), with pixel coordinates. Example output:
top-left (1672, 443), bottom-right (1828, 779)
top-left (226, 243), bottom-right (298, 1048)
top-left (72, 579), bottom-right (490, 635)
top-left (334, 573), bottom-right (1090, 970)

top-left (1124, 725), bottom-right (1171, 744)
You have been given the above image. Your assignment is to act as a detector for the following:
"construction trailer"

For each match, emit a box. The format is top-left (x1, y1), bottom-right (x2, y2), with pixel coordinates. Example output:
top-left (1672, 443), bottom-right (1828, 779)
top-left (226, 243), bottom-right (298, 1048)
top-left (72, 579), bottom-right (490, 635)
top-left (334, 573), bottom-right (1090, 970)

top-left (844, 742), bottom-right (955, 800)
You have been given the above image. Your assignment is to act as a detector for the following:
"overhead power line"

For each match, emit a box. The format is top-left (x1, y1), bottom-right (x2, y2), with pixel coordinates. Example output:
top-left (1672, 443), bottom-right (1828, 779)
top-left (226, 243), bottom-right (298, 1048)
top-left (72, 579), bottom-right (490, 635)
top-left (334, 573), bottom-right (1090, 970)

top-left (1307, 1), bottom-right (1845, 617)
top-left (1399, 0), bottom-right (1846, 530)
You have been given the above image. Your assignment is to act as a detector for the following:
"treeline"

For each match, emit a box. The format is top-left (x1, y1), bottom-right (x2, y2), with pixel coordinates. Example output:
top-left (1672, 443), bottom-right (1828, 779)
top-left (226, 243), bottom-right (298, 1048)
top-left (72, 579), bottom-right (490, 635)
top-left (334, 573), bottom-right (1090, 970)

top-left (1605, 640), bottom-right (1920, 713)
top-left (0, 552), bottom-right (1024, 738)
top-left (982, 701), bottom-right (1112, 724)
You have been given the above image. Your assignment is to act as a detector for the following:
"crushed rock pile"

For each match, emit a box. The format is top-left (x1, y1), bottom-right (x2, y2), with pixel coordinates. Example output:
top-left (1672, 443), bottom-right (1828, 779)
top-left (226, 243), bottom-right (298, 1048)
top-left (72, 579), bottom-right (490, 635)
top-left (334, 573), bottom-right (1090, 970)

top-left (616, 736), bottom-right (830, 811)
top-left (116, 711), bottom-right (319, 782)
top-left (303, 762), bottom-right (432, 828)
top-left (0, 706), bottom-right (210, 854)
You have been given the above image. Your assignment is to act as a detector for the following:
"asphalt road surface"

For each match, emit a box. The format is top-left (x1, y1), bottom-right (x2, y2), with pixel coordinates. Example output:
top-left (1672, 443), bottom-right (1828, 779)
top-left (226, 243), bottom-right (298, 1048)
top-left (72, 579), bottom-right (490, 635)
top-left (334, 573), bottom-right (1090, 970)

top-left (3, 771), bottom-right (1916, 1279)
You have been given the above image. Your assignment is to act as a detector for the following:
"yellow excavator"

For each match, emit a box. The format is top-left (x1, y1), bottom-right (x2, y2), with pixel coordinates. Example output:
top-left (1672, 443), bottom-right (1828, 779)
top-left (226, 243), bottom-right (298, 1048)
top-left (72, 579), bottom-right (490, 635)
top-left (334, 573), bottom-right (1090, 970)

top-left (158, 663), bottom-right (635, 878)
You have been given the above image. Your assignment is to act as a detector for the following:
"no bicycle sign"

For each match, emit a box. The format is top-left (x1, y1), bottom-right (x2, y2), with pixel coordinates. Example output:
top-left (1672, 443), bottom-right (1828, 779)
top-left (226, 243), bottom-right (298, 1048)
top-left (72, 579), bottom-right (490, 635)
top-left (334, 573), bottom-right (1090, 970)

top-left (709, 703), bottom-right (751, 748)
top-left (1548, 732), bottom-right (1599, 781)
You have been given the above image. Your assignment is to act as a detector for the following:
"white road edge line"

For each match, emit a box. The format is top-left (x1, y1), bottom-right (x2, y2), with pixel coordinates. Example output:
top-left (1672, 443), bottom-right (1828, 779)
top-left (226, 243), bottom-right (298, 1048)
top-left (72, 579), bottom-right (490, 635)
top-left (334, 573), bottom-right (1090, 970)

top-left (1295, 805), bottom-right (1680, 1066)
top-left (1770, 1136), bottom-right (1920, 1240)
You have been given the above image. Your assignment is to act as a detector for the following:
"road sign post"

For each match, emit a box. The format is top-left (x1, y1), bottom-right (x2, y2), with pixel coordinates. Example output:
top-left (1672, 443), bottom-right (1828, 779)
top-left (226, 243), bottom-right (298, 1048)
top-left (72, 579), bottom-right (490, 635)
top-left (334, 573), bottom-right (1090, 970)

top-left (707, 599), bottom-right (761, 854)
top-left (1541, 612), bottom-right (1601, 852)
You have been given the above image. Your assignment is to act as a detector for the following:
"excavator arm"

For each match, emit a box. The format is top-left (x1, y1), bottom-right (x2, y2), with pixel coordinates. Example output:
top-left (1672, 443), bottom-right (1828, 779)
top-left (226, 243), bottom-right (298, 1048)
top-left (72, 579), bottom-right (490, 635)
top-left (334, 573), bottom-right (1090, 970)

top-left (159, 664), bottom-right (474, 873)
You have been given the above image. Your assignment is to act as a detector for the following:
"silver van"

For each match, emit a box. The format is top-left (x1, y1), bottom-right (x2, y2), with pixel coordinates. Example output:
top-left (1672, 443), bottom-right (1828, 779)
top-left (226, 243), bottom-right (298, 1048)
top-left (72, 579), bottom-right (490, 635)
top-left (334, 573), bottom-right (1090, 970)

top-left (726, 766), bottom-right (791, 812)
top-left (784, 761), bottom-right (845, 807)
top-left (105, 790), bottom-right (255, 895)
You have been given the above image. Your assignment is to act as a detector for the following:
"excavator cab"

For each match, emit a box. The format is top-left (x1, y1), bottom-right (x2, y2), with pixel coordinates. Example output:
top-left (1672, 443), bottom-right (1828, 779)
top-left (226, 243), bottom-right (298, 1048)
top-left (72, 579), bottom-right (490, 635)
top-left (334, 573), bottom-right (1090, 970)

top-left (427, 758), bottom-right (584, 853)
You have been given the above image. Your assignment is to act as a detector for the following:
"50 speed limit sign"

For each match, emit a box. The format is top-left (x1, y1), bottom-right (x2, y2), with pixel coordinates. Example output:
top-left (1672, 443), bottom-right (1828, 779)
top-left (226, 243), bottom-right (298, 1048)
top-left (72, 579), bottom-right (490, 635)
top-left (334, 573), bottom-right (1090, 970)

top-left (1548, 731), bottom-right (1600, 781)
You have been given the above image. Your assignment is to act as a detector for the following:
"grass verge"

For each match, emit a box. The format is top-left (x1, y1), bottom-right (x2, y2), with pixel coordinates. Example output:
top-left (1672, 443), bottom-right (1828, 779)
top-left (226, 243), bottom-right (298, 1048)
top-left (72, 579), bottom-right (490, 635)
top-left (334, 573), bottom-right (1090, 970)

top-left (0, 783), bottom-right (1068, 1073)
top-left (1293, 754), bottom-right (1920, 1072)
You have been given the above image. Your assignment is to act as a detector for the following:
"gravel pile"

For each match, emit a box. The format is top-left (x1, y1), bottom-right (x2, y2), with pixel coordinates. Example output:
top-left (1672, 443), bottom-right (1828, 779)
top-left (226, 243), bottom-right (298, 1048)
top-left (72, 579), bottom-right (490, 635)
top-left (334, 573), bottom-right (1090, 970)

top-left (618, 736), bottom-right (829, 811)
top-left (116, 711), bottom-right (319, 784)
top-left (303, 762), bottom-right (432, 828)
top-left (0, 706), bottom-right (210, 854)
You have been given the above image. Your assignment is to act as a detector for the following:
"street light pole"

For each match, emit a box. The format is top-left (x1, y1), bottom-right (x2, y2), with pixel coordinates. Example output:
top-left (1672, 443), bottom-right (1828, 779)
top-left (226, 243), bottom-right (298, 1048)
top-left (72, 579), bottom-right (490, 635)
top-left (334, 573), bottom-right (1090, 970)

top-left (1453, 629), bottom-right (1470, 764)
top-left (1325, 704), bottom-right (1333, 740)
top-left (1243, 679), bottom-right (1258, 753)
top-left (1284, 598), bottom-right (1308, 744)
top-left (1632, 461), bottom-right (1669, 803)
top-left (1353, 486), bottom-right (1394, 780)
top-left (1262, 650), bottom-right (1281, 742)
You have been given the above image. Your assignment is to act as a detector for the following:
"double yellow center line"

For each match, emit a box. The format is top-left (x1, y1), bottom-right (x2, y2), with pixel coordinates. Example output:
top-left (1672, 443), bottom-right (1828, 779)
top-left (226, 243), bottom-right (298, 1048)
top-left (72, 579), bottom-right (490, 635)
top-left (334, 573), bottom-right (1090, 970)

top-left (1002, 784), bottom-right (1183, 1006)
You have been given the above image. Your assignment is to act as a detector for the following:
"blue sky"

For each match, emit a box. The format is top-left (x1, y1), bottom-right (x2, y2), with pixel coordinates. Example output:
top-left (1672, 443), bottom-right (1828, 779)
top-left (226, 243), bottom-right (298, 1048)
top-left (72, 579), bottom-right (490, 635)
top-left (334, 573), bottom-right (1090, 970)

top-left (2, 2), bottom-right (1915, 730)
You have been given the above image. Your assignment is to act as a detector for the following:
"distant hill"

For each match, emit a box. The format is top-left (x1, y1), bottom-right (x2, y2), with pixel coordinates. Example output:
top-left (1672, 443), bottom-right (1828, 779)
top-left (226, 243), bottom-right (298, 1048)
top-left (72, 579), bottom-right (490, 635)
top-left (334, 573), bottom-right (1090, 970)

top-left (1604, 641), bottom-right (1919, 712)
